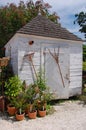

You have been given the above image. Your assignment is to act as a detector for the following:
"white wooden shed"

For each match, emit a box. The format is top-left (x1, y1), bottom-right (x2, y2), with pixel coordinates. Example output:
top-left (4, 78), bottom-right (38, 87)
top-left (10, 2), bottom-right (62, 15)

top-left (5, 15), bottom-right (83, 99)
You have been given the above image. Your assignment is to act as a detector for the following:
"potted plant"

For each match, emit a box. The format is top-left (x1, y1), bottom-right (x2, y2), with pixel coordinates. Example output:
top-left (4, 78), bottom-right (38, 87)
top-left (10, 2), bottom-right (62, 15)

top-left (33, 70), bottom-right (48, 117)
top-left (14, 91), bottom-right (26, 121)
top-left (35, 71), bottom-right (53, 117)
top-left (26, 84), bottom-right (38, 119)
top-left (38, 88), bottom-right (53, 117)
top-left (4, 75), bottom-right (23, 116)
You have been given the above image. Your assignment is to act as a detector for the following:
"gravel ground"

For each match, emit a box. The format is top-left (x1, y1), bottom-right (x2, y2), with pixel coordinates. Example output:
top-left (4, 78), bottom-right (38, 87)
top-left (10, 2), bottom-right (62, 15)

top-left (0, 101), bottom-right (86, 130)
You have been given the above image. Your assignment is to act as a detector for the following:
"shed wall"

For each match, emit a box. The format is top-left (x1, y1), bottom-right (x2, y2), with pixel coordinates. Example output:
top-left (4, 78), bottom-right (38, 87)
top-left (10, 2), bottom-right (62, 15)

top-left (5, 34), bottom-right (83, 99)
top-left (17, 35), bottom-right (70, 98)
top-left (5, 37), bottom-right (18, 74)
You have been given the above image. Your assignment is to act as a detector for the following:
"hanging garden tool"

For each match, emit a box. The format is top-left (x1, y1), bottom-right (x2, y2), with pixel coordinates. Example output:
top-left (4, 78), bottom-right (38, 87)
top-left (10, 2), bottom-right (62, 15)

top-left (48, 48), bottom-right (65, 88)
top-left (24, 53), bottom-right (38, 81)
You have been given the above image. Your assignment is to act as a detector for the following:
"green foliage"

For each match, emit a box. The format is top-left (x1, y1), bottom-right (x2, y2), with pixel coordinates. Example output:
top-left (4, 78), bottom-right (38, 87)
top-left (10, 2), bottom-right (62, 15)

top-left (14, 91), bottom-right (26, 114)
top-left (83, 62), bottom-right (86, 71)
top-left (0, 64), bottom-right (13, 95)
top-left (34, 70), bottom-right (53, 111)
top-left (35, 71), bottom-right (47, 91)
top-left (79, 93), bottom-right (86, 105)
top-left (46, 104), bottom-right (55, 115)
top-left (83, 44), bottom-right (86, 62)
top-left (26, 84), bottom-right (38, 104)
top-left (79, 82), bottom-right (86, 105)
top-left (25, 84), bottom-right (39, 112)
top-left (4, 75), bottom-right (23, 100)
top-left (40, 88), bottom-right (53, 103)
top-left (74, 11), bottom-right (86, 38)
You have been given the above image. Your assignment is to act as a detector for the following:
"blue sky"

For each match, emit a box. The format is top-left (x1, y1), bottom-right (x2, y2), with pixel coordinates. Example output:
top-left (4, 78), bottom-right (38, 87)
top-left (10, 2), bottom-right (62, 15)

top-left (0, 0), bottom-right (86, 40)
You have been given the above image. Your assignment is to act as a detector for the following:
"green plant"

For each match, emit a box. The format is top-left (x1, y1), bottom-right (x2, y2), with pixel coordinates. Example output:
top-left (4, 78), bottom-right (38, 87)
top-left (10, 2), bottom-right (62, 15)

top-left (83, 62), bottom-right (86, 71)
top-left (34, 70), bottom-right (54, 110)
top-left (79, 83), bottom-right (86, 105)
top-left (46, 104), bottom-right (56, 115)
top-left (25, 84), bottom-right (38, 112)
top-left (4, 75), bottom-right (23, 105)
top-left (38, 87), bottom-right (53, 111)
top-left (26, 84), bottom-right (38, 104)
top-left (14, 91), bottom-right (26, 114)
top-left (35, 71), bottom-right (47, 91)
top-left (0, 64), bottom-right (13, 96)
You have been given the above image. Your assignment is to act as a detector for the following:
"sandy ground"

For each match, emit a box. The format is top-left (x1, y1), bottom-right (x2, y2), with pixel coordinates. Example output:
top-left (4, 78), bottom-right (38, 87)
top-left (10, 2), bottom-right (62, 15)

top-left (0, 101), bottom-right (86, 130)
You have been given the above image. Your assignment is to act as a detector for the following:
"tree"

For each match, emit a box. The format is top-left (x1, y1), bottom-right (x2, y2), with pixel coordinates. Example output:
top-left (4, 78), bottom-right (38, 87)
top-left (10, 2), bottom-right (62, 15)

top-left (83, 44), bottom-right (86, 62)
top-left (0, 0), bottom-right (60, 57)
top-left (74, 11), bottom-right (86, 38)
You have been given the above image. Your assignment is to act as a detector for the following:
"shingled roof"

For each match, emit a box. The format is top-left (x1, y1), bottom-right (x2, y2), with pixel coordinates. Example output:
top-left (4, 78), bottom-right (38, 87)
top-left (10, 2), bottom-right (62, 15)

top-left (17, 15), bottom-right (82, 41)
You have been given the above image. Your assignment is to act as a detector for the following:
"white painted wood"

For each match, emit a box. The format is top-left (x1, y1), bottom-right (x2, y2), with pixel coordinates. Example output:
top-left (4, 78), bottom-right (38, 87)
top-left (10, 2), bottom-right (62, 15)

top-left (5, 33), bottom-right (83, 99)
top-left (69, 43), bottom-right (82, 96)
top-left (45, 47), bottom-right (69, 98)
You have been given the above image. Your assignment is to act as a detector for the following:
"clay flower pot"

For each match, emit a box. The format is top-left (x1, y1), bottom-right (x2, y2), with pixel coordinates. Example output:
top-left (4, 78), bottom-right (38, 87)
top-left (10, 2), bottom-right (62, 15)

top-left (38, 109), bottom-right (46, 117)
top-left (7, 105), bottom-right (16, 116)
top-left (16, 112), bottom-right (25, 121)
top-left (28, 110), bottom-right (37, 119)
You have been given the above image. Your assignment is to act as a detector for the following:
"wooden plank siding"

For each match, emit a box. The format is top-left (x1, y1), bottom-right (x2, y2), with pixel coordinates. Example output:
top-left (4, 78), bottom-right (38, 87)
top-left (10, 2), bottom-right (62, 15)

top-left (45, 47), bottom-right (69, 98)
top-left (69, 43), bottom-right (82, 96)
top-left (18, 49), bottom-right (42, 84)
top-left (5, 38), bottom-right (18, 75)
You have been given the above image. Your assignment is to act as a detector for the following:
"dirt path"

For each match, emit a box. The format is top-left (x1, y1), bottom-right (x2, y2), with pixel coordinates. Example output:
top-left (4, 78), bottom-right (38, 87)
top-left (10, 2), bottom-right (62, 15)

top-left (0, 101), bottom-right (86, 130)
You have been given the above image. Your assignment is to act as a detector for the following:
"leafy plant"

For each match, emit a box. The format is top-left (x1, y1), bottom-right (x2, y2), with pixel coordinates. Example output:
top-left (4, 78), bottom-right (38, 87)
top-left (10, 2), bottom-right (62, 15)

top-left (38, 88), bottom-right (53, 111)
top-left (0, 64), bottom-right (13, 96)
top-left (79, 84), bottom-right (86, 105)
top-left (83, 45), bottom-right (86, 62)
top-left (34, 70), bottom-right (53, 110)
top-left (4, 75), bottom-right (23, 105)
top-left (25, 84), bottom-right (38, 112)
top-left (26, 84), bottom-right (38, 104)
top-left (14, 91), bottom-right (26, 114)
top-left (46, 104), bottom-right (56, 115)
top-left (74, 11), bottom-right (86, 38)
top-left (35, 71), bottom-right (47, 91)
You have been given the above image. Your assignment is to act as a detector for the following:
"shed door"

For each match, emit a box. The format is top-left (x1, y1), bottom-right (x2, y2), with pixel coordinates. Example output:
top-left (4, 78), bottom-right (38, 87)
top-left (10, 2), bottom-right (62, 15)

top-left (45, 47), bottom-right (69, 99)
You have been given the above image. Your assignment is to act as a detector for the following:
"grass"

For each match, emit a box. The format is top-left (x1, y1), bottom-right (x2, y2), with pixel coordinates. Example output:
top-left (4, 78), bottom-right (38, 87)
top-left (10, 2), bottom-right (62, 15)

top-left (46, 104), bottom-right (56, 115)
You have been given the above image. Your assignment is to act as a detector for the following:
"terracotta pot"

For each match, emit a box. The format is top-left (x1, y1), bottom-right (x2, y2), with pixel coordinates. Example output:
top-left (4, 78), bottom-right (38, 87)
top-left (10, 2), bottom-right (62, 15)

top-left (7, 105), bottom-right (16, 116)
top-left (16, 113), bottom-right (25, 121)
top-left (38, 109), bottom-right (46, 117)
top-left (28, 110), bottom-right (37, 119)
